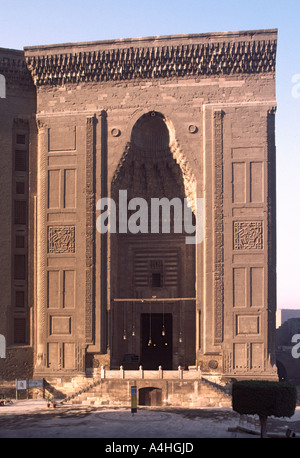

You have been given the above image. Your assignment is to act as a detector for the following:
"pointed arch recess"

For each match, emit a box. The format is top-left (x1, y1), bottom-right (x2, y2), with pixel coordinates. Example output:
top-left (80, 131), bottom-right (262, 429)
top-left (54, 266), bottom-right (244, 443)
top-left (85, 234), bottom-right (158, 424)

top-left (111, 111), bottom-right (196, 211)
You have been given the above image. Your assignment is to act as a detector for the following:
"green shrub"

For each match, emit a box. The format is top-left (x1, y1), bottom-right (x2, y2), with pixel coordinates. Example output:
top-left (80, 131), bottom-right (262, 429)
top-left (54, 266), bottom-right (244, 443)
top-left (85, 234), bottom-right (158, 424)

top-left (232, 380), bottom-right (297, 418)
top-left (232, 380), bottom-right (297, 437)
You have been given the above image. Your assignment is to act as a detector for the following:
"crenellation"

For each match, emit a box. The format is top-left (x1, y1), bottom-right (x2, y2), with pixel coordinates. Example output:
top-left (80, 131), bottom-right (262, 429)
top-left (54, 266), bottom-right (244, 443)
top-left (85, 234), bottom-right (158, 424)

top-left (25, 35), bottom-right (277, 87)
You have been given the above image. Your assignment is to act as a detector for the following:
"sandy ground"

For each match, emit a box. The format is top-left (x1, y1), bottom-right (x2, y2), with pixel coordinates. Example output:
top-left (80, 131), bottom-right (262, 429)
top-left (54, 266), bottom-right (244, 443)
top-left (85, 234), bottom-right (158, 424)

top-left (0, 400), bottom-right (300, 440)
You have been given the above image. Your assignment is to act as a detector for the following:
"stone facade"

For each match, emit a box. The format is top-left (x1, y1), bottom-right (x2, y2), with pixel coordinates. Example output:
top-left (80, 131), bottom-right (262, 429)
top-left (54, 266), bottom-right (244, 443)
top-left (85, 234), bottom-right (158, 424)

top-left (0, 29), bottom-right (278, 386)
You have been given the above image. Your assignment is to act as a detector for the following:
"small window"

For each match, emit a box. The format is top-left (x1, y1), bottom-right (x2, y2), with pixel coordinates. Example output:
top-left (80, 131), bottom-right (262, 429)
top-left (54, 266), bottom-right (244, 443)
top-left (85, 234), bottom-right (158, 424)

top-left (15, 291), bottom-right (25, 307)
top-left (16, 235), bottom-right (25, 249)
top-left (15, 150), bottom-right (27, 171)
top-left (152, 273), bottom-right (162, 288)
top-left (16, 134), bottom-right (26, 145)
top-left (16, 182), bottom-right (25, 195)
top-left (14, 255), bottom-right (26, 280)
top-left (14, 201), bottom-right (27, 225)
top-left (14, 318), bottom-right (26, 344)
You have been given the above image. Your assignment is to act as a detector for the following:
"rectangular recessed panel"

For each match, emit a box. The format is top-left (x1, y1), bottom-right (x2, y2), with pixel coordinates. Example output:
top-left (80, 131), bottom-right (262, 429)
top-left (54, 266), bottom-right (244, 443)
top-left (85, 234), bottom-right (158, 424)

top-left (232, 207), bottom-right (264, 217)
top-left (233, 267), bottom-right (246, 307)
top-left (63, 270), bottom-right (75, 308)
top-left (48, 270), bottom-right (60, 309)
top-left (250, 267), bottom-right (264, 307)
top-left (48, 126), bottom-right (76, 152)
top-left (48, 170), bottom-right (60, 209)
top-left (250, 162), bottom-right (263, 203)
top-left (47, 258), bottom-right (76, 268)
top-left (251, 342), bottom-right (264, 369)
top-left (232, 162), bottom-right (246, 203)
top-left (63, 342), bottom-right (76, 370)
top-left (64, 169), bottom-right (76, 208)
top-left (50, 316), bottom-right (71, 335)
top-left (47, 342), bottom-right (59, 369)
top-left (232, 147), bottom-right (264, 159)
top-left (236, 315), bottom-right (260, 335)
top-left (48, 156), bottom-right (77, 167)
top-left (233, 254), bottom-right (264, 264)
top-left (233, 343), bottom-right (247, 369)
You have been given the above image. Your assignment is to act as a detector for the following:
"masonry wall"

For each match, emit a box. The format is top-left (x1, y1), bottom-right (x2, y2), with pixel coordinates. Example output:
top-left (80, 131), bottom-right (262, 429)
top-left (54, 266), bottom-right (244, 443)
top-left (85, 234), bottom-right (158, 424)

top-left (0, 49), bottom-right (36, 380)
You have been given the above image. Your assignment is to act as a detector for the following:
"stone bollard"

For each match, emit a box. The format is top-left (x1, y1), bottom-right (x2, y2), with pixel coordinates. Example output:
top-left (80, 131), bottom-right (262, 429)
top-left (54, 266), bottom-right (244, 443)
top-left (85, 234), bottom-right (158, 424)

top-left (120, 365), bottom-right (125, 379)
top-left (139, 365), bottom-right (144, 379)
top-left (178, 365), bottom-right (183, 379)
top-left (101, 365), bottom-right (106, 379)
top-left (198, 366), bottom-right (202, 379)
top-left (158, 365), bottom-right (163, 379)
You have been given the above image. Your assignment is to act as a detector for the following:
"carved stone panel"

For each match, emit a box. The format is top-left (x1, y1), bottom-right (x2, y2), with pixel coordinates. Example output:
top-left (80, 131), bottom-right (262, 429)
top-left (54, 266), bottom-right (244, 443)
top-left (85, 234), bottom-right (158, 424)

top-left (233, 221), bottom-right (263, 250)
top-left (48, 226), bottom-right (75, 254)
top-left (214, 110), bottom-right (224, 344)
top-left (85, 116), bottom-right (96, 344)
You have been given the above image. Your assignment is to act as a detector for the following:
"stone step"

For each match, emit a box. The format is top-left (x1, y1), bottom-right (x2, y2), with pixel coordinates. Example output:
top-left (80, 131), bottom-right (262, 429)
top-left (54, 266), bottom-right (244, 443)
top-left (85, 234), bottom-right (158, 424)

top-left (63, 380), bottom-right (231, 408)
top-left (51, 373), bottom-right (232, 408)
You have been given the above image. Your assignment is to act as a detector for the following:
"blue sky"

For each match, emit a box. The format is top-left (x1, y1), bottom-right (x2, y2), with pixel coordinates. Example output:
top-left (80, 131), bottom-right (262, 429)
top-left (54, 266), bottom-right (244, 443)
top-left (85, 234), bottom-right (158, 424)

top-left (1, 0), bottom-right (299, 309)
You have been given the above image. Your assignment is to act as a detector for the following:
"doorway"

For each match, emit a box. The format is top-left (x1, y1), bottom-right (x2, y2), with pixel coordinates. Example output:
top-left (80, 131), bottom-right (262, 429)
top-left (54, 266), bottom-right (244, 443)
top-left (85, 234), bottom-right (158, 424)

top-left (139, 387), bottom-right (162, 406)
top-left (140, 313), bottom-right (172, 370)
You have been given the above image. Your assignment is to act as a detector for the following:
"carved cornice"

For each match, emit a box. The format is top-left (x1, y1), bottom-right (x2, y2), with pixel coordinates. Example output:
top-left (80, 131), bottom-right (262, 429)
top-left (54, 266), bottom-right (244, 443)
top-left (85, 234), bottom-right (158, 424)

top-left (0, 51), bottom-right (34, 89)
top-left (25, 38), bottom-right (277, 86)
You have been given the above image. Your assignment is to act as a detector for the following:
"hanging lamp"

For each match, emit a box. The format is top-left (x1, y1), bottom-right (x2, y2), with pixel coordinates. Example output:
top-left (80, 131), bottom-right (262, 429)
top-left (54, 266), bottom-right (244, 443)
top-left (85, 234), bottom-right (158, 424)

top-left (123, 302), bottom-right (127, 340)
top-left (131, 302), bottom-right (136, 337)
top-left (162, 301), bottom-right (166, 337)
top-left (148, 302), bottom-right (152, 346)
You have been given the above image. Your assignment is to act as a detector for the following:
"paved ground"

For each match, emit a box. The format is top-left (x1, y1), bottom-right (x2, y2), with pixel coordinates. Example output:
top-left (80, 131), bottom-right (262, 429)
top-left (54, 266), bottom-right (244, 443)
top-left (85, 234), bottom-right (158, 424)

top-left (0, 400), bottom-right (300, 441)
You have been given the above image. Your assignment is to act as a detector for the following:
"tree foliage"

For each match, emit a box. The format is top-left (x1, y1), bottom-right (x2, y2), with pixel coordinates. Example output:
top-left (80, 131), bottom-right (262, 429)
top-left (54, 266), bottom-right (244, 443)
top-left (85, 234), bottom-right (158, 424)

top-left (232, 380), bottom-right (297, 437)
top-left (232, 380), bottom-right (297, 418)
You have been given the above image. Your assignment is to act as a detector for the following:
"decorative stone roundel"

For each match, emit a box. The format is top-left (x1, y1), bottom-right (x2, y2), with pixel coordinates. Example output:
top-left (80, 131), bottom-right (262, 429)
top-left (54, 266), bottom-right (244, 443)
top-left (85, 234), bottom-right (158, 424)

top-left (208, 360), bottom-right (218, 370)
top-left (188, 125), bottom-right (198, 134)
top-left (111, 128), bottom-right (121, 137)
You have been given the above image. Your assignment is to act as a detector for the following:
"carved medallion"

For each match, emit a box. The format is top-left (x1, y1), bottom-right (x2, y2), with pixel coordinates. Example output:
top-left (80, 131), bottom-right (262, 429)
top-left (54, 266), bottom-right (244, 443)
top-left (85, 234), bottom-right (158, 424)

top-left (234, 221), bottom-right (263, 250)
top-left (48, 226), bottom-right (75, 254)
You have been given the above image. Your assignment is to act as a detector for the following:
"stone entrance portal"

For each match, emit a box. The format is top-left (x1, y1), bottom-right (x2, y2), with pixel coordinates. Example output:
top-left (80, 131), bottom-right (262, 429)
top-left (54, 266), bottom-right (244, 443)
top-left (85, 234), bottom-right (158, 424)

top-left (140, 313), bottom-right (172, 370)
top-left (0, 30), bottom-right (279, 386)
top-left (110, 110), bottom-right (196, 370)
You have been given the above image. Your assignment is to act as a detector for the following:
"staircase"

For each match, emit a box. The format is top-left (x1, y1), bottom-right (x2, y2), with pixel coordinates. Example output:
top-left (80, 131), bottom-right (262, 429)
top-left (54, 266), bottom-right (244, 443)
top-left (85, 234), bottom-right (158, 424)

top-left (55, 371), bottom-right (232, 408)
